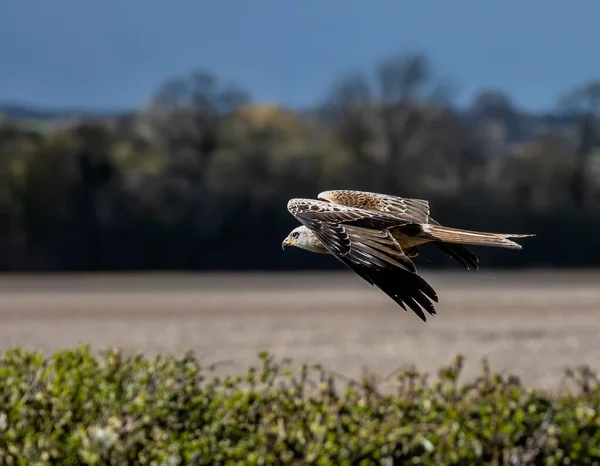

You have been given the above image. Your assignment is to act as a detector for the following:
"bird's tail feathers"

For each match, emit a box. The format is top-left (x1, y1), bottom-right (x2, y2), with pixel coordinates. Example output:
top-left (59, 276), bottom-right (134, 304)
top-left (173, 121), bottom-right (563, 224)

top-left (421, 224), bottom-right (534, 250)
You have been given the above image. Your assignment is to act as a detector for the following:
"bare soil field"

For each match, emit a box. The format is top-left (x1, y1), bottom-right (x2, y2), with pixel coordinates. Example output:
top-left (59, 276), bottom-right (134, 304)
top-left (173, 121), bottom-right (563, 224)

top-left (0, 270), bottom-right (599, 390)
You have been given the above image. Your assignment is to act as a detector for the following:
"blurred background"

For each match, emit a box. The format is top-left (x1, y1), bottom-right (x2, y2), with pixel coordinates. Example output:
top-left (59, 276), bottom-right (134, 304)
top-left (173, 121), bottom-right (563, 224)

top-left (1, 0), bottom-right (599, 388)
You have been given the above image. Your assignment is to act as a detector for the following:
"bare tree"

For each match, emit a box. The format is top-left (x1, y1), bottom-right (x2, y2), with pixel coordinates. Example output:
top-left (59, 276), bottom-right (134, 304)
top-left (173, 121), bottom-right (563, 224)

top-left (319, 72), bottom-right (379, 187)
top-left (557, 81), bottom-right (600, 209)
top-left (320, 53), bottom-right (460, 195)
top-left (140, 70), bottom-right (250, 181)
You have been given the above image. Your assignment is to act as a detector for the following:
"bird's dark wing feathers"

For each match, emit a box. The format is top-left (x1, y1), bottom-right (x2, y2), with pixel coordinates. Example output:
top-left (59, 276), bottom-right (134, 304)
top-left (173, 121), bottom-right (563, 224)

top-left (426, 219), bottom-right (480, 270)
top-left (432, 242), bottom-right (480, 270)
top-left (288, 198), bottom-right (438, 321)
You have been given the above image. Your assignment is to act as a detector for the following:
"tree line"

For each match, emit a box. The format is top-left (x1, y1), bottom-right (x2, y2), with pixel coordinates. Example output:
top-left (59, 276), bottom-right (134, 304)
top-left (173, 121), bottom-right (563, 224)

top-left (1, 52), bottom-right (600, 271)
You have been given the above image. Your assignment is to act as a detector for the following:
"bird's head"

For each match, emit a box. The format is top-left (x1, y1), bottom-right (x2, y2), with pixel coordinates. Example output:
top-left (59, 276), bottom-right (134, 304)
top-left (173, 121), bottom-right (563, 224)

top-left (281, 226), bottom-right (328, 254)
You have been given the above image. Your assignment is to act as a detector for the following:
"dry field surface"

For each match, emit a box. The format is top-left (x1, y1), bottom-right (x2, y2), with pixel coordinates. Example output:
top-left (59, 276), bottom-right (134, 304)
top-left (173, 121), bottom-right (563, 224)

top-left (0, 270), bottom-right (599, 390)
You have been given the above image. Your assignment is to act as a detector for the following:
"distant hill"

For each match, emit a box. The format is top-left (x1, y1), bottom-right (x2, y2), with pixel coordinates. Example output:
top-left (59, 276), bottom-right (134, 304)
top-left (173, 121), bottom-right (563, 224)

top-left (0, 101), bottom-right (588, 151)
top-left (0, 102), bottom-right (130, 121)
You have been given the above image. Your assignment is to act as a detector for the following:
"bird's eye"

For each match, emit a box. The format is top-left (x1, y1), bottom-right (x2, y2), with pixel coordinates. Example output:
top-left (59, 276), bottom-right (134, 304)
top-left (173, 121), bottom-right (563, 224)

top-left (292, 232), bottom-right (299, 238)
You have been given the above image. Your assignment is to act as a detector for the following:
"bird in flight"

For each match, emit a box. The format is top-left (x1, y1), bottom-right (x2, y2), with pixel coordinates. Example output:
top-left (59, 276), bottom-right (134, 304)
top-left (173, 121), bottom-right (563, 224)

top-left (282, 190), bottom-right (534, 322)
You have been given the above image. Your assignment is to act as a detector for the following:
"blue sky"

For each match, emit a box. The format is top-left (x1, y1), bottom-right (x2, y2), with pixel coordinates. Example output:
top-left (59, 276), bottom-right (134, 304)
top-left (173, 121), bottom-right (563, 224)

top-left (1, 0), bottom-right (599, 112)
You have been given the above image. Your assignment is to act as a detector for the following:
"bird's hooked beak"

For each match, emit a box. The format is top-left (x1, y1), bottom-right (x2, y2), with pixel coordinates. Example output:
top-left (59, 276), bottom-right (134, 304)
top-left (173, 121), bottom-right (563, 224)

top-left (282, 236), bottom-right (294, 250)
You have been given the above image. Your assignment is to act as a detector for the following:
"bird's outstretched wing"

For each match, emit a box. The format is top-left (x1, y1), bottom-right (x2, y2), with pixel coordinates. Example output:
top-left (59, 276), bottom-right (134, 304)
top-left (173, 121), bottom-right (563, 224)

top-left (318, 189), bottom-right (480, 270)
top-left (287, 198), bottom-right (439, 321)
top-left (318, 189), bottom-right (431, 224)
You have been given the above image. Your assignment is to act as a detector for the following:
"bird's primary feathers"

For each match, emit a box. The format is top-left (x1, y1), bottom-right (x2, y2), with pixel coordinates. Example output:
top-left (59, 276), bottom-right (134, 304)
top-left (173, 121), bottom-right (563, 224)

top-left (282, 189), bottom-right (534, 322)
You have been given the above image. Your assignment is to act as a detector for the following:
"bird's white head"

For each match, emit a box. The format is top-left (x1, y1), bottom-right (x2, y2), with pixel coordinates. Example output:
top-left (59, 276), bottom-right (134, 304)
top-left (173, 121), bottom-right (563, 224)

top-left (281, 225), bottom-right (328, 254)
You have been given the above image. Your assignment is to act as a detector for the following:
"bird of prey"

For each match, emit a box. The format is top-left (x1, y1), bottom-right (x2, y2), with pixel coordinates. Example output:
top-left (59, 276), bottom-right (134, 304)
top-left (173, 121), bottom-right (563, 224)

top-left (281, 189), bottom-right (534, 322)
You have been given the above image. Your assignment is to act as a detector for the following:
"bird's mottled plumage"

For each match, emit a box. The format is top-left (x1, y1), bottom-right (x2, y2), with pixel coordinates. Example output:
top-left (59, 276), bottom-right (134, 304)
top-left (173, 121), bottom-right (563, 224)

top-left (282, 190), bottom-right (534, 322)
top-left (318, 190), bottom-right (482, 270)
top-left (318, 190), bottom-right (431, 224)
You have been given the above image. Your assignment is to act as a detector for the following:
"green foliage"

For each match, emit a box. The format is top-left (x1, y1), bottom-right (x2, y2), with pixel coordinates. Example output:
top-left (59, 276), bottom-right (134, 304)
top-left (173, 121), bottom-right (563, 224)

top-left (0, 346), bottom-right (599, 464)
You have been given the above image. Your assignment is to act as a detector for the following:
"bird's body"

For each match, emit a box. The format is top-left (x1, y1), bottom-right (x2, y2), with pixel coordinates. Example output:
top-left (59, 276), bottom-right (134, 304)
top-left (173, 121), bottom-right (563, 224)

top-left (282, 189), bottom-right (534, 322)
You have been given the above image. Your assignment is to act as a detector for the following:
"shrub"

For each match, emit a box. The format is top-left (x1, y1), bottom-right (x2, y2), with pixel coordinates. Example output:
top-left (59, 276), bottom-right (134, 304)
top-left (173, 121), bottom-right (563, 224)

top-left (0, 345), bottom-right (598, 465)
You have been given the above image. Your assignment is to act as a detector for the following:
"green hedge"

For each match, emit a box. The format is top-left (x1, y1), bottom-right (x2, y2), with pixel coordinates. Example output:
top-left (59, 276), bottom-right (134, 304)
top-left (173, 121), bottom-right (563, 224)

top-left (0, 346), bottom-right (599, 465)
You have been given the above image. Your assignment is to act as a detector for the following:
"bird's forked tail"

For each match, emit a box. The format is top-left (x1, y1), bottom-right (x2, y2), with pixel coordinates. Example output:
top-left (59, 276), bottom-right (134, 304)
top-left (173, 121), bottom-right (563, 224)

top-left (421, 224), bottom-right (534, 250)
